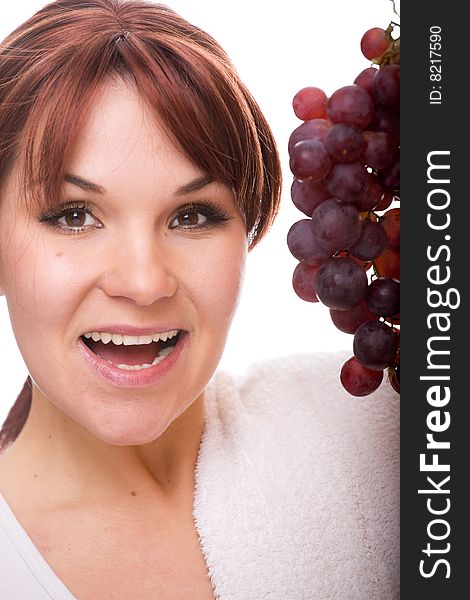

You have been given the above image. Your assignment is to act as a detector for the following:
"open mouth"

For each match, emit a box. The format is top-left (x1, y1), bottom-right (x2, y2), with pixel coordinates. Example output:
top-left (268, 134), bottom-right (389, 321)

top-left (80, 330), bottom-right (183, 371)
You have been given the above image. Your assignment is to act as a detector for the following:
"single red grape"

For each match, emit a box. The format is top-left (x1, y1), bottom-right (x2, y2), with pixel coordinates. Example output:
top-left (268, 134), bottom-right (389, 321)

top-left (330, 299), bottom-right (377, 334)
top-left (325, 123), bottom-right (365, 163)
top-left (293, 87), bottom-right (328, 121)
top-left (360, 27), bottom-right (390, 61)
top-left (362, 130), bottom-right (398, 171)
top-left (289, 139), bottom-right (332, 182)
top-left (291, 178), bottom-right (329, 217)
top-left (354, 67), bottom-right (378, 95)
top-left (287, 219), bottom-right (331, 264)
top-left (325, 161), bottom-right (368, 203)
top-left (354, 173), bottom-right (384, 212)
top-left (381, 208), bottom-right (400, 250)
top-left (311, 198), bottom-right (363, 253)
top-left (292, 262), bottom-right (321, 302)
top-left (315, 256), bottom-right (368, 310)
top-left (349, 220), bottom-right (387, 261)
top-left (375, 248), bottom-right (400, 280)
top-left (366, 277), bottom-right (400, 317)
top-left (370, 105), bottom-right (400, 141)
top-left (373, 64), bottom-right (400, 109)
top-left (353, 320), bottom-right (399, 370)
top-left (341, 356), bottom-right (384, 397)
top-left (288, 118), bottom-right (332, 155)
top-left (327, 85), bottom-right (374, 130)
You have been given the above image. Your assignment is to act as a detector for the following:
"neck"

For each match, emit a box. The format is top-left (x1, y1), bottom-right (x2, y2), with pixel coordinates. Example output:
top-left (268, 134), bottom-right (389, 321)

top-left (0, 385), bottom-right (206, 511)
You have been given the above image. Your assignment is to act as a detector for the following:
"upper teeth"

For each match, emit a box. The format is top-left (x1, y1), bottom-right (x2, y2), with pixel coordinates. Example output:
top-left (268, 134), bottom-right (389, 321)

top-left (83, 330), bottom-right (180, 345)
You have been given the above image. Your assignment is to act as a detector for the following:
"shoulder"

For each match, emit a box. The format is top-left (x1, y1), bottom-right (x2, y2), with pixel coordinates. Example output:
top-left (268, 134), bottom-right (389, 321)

top-left (206, 350), bottom-right (399, 515)
top-left (202, 352), bottom-right (400, 597)
top-left (209, 351), bottom-right (399, 438)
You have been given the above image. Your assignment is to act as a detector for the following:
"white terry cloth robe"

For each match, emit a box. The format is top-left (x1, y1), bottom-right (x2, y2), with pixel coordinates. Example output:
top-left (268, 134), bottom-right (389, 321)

top-left (193, 351), bottom-right (400, 600)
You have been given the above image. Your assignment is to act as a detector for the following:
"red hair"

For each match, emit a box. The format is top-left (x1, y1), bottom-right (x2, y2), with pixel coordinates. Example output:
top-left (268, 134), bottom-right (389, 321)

top-left (0, 0), bottom-right (282, 450)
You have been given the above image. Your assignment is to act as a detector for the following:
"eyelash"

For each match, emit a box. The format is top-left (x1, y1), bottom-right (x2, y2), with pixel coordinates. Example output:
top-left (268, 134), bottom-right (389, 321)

top-left (37, 201), bottom-right (232, 235)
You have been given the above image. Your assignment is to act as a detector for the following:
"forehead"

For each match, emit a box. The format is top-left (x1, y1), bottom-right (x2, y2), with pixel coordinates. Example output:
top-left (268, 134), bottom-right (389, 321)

top-left (64, 79), bottom-right (205, 194)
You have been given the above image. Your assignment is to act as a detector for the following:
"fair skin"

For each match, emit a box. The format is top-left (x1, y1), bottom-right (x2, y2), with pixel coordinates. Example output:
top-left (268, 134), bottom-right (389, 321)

top-left (0, 79), bottom-right (248, 599)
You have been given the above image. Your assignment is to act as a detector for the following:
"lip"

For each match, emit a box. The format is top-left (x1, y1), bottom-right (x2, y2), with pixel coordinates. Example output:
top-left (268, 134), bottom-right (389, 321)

top-left (80, 324), bottom-right (186, 336)
top-left (77, 330), bottom-right (189, 388)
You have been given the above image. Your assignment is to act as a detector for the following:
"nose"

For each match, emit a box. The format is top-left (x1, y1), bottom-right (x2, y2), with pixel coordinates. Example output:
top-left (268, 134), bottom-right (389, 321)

top-left (99, 230), bottom-right (178, 306)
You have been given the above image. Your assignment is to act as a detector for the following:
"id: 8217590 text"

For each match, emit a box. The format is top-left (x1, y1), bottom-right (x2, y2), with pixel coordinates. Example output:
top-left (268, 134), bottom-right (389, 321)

top-left (429, 25), bottom-right (442, 105)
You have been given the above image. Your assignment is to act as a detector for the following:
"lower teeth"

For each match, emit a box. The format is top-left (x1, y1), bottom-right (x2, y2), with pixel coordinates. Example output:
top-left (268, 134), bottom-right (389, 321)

top-left (110, 345), bottom-right (174, 371)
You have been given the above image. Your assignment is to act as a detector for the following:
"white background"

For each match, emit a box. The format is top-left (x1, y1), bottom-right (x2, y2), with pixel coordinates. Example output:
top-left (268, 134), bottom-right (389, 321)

top-left (0, 0), bottom-right (398, 421)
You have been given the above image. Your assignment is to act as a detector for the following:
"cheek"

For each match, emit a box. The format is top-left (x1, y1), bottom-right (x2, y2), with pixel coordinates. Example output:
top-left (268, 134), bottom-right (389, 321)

top-left (182, 235), bottom-right (247, 325)
top-left (2, 233), bottom-right (83, 342)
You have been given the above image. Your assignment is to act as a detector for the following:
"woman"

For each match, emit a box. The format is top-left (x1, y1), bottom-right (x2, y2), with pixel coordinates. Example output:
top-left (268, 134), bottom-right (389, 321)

top-left (0, 1), bottom-right (399, 598)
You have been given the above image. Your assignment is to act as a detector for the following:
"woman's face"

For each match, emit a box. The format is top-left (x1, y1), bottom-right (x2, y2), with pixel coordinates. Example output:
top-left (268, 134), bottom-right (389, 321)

top-left (0, 80), bottom-right (248, 445)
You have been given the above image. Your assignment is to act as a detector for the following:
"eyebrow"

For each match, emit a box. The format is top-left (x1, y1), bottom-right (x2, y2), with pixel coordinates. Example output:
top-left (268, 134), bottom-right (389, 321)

top-left (64, 173), bottom-right (105, 194)
top-left (64, 173), bottom-right (214, 196)
top-left (174, 174), bottom-right (213, 196)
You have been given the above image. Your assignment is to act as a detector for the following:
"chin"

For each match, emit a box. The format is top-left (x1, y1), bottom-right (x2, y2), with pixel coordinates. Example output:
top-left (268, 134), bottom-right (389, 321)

top-left (84, 412), bottom-right (170, 447)
top-left (95, 428), bottom-right (165, 447)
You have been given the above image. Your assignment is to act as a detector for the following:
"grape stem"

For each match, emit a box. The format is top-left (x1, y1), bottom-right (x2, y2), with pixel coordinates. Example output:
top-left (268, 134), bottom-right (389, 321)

top-left (373, 30), bottom-right (400, 67)
top-left (390, 0), bottom-right (400, 19)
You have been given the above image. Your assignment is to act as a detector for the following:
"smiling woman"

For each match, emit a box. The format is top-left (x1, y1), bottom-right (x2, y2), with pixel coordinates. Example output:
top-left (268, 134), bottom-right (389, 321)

top-left (0, 1), bottom-right (399, 599)
top-left (1, 77), bottom-right (251, 447)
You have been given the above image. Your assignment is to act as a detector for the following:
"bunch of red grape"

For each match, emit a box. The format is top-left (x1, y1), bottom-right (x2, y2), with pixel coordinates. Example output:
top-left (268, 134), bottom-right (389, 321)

top-left (287, 23), bottom-right (400, 397)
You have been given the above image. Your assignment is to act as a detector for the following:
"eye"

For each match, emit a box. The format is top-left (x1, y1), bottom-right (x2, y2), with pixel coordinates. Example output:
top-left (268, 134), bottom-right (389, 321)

top-left (168, 203), bottom-right (232, 231)
top-left (169, 208), bottom-right (208, 229)
top-left (58, 207), bottom-right (96, 229)
top-left (38, 203), bottom-right (103, 234)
